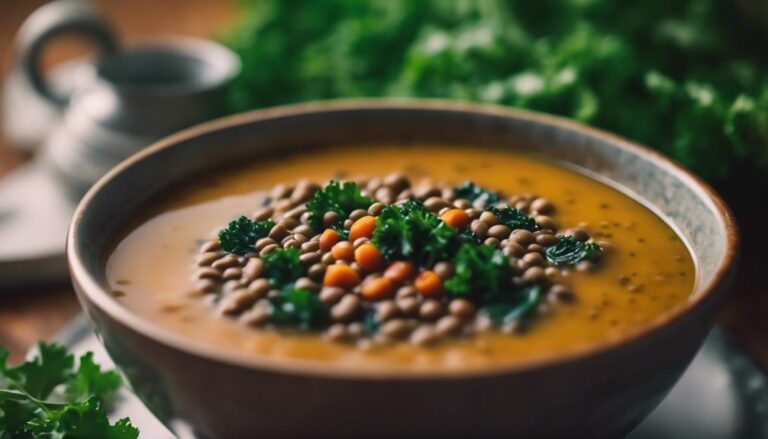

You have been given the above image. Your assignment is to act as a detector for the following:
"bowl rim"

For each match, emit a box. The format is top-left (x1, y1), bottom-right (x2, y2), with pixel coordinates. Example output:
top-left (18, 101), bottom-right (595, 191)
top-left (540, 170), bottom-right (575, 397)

top-left (68, 98), bottom-right (740, 379)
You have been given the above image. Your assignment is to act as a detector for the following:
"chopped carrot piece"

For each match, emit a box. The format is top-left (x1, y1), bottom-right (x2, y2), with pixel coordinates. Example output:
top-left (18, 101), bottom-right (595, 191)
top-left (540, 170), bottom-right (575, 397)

top-left (349, 215), bottom-right (377, 241)
top-left (323, 264), bottom-right (361, 288)
top-left (319, 228), bottom-right (341, 252)
top-left (441, 209), bottom-right (471, 229)
top-left (415, 271), bottom-right (443, 298)
top-left (361, 277), bottom-right (395, 301)
top-left (354, 243), bottom-right (385, 272)
top-left (383, 261), bottom-right (416, 284)
top-left (331, 241), bottom-right (355, 262)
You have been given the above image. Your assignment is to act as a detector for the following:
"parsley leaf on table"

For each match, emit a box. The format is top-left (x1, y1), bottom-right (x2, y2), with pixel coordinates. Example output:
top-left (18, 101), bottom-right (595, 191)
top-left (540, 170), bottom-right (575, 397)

top-left (0, 343), bottom-right (139, 439)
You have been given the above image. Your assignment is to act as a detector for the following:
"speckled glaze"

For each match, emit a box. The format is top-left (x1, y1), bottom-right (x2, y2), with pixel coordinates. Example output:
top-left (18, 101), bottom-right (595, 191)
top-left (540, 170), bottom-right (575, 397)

top-left (68, 100), bottom-right (738, 438)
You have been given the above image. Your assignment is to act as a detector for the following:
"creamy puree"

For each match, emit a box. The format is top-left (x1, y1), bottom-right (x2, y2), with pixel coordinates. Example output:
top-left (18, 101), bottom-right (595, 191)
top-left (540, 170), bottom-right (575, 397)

top-left (106, 145), bottom-right (695, 371)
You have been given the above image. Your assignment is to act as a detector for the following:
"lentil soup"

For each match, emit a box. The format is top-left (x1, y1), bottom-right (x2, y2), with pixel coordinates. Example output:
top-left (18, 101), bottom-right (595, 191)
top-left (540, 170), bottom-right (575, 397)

top-left (106, 145), bottom-right (695, 371)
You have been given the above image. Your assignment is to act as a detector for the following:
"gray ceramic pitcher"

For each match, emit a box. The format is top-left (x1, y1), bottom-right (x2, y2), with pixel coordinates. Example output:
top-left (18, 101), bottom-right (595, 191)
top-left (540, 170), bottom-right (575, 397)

top-left (15, 0), bottom-right (240, 195)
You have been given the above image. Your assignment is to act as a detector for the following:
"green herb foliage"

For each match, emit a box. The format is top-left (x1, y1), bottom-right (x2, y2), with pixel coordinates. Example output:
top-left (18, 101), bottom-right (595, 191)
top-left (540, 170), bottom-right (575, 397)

top-left (262, 248), bottom-right (305, 288)
top-left (488, 206), bottom-right (539, 232)
top-left (544, 236), bottom-right (602, 266)
top-left (306, 181), bottom-right (373, 232)
top-left (485, 285), bottom-right (543, 325)
top-left (270, 288), bottom-right (330, 329)
top-left (223, 0), bottom-right (768, 183)
top-left (454, 182), bottom-right (500, 205)
top-left (0, 343), bottom-right (138, 438)
top-left (218, 216), bottom-right (275, 255)
top-left (372, 201), bottom-right (460, 267)
top-left (444, 243), bottom-right (512, 298)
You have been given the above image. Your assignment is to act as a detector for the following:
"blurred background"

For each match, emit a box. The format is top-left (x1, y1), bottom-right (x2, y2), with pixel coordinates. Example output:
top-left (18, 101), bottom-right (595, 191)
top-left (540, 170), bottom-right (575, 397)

top-left (0, 0), bottom-right (766, 368)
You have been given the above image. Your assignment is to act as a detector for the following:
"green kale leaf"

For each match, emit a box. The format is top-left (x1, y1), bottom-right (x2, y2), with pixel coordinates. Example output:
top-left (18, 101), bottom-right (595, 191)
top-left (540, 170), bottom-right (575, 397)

top-left (444, 243), bottom-right (512, 298)
top-left (372, 201), bottom-right (461, 266)
top-left (218, 216), bottom-right (275, 255)
top-left (544, 236), bottom-right (602, 266)
top-left (270, 288), bottom-right (330, 329)
top-left (454, 181), bottom-right (500, 205)
top-left (487, 206), bottom-right (539, 232)
top-left (485, 285), bottom-right (543, 325)
top-left (262, 248), bottom-right (305, 288)
top-left (306, 181), bottom-right (373, 232)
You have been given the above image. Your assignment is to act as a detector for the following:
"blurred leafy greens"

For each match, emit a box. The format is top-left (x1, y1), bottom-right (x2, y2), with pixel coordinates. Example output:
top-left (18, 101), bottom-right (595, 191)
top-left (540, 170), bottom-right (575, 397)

top-left (223, 0), bottom-right (768, 182)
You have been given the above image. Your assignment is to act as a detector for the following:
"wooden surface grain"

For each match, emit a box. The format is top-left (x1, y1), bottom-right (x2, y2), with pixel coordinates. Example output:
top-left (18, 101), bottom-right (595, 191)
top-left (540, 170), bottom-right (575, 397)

top-left (0, 1), bottom-right (766, 372)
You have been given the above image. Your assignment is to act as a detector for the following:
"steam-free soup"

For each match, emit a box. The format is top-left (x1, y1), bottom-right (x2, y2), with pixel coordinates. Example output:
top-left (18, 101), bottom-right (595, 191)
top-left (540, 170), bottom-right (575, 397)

top-left (106, 145), bottom-right (695, 371)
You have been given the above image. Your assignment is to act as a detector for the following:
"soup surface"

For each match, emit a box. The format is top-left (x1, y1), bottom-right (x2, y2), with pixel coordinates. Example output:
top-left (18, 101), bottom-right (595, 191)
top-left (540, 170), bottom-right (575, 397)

top-left (106, 145), bottom-right (695, 372)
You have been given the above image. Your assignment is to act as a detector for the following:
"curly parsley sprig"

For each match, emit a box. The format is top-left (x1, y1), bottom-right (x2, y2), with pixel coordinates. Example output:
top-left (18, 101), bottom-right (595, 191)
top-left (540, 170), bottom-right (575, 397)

top-left (0, 343), bottom-right (139, 438)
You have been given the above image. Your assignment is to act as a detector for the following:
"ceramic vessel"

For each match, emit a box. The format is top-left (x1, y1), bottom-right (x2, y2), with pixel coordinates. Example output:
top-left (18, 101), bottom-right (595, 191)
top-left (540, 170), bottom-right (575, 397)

top-left (68, 101), bottom-right (739, 438)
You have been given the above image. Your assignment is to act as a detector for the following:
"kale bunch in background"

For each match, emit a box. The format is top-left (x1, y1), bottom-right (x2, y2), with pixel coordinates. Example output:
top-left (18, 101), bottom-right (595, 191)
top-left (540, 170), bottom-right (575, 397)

top-left (0, 343), bottom-right (138, 438)
top-left (222, 0), bottom-right (768, 183)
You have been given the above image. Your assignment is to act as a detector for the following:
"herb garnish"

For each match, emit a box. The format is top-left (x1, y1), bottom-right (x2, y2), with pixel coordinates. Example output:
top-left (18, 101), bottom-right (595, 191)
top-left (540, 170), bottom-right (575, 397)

top-left (444, 244), bottom-right (511, 298)
top-left (270, 288), bottom-right (330, 329)
top-left (218, 216), bottom-right (275, 255)
top-left (0, 343), bottom-right (138, 438)
top-left (485, 285), bottom-right (543, 325)
top-left (372, 201), bottom-right (460, 267)
top-left (487, 206), bottom-right (539, 232)
top-left (544, 236), bottom-right (602, 266)
top-left (262, 248), bottom-right (304, 288)
top-left (306, 181), bottom-right (373, 232)
top-left (453, 182), bottom-right (500, 205)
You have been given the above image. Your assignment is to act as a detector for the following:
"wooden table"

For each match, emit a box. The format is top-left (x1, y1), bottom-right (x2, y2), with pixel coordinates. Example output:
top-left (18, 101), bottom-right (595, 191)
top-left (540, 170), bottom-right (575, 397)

top-left (1, 1), bottom-right (767, 370)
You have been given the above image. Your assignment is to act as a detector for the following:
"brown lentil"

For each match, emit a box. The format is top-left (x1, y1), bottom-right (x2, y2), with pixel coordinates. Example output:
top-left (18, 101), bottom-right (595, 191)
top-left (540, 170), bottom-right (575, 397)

top-left (259, 244), bottom-right (279, 256)
top-left (240, 303), bottom-right (271, 327)
top-left (410, 325), bottom-right (440, 346)
top-left (479, 211), bottom-right (499, 226)
top-left (470, 220), bottom-right (489, 239)
top-left (323, 211), bottom-right (340, 227)
top-left (419, 299), bottom-right (444, 321)
top-left (433, 262), bottom-right (454, 280)
top-left (247, 278), bottom-right (271, 299)
top-left (436, 315), bottom-right (462, 336)
top-left (484, 237), bottom-right (500, 247)
top-left (222, 267), bottom-right (242, 281)
top-left (510, 229), bottom-right (535, 246)
top-left (488, 224), bottom-right (512, 240)
top-left (530, 197), bottom-right (554, 214)
top-left (522, 266), bottom-right (547, 284)
top-left (200, 240), bottom-right (220, 253)
top-left (194, 267), bottom-right (221, 280)
top-left (319, 286), bottom-right (346, 305)
top-left (211, 254), bottom-right (238, 271)
top-left (381, 319), bottom-right (411, 338)
top-left (376, 300), bottom-right (400, 321)
top-left (449, 299), bottom-right (475, 319)
top-left (331, 294), bottom-right (360, 321)
top-left (397, 296), bottom-right (420, 315)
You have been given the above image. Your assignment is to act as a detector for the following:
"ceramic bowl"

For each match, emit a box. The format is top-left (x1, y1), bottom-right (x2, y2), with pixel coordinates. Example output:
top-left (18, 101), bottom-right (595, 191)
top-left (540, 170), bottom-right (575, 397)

top-left (68, 100), bottom-right (738, 438)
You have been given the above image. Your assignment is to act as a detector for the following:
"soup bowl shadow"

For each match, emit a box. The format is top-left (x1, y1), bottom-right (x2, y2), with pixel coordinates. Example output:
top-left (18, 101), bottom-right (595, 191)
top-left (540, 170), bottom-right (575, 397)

top-left (68, 100), bottom-right (738, 438)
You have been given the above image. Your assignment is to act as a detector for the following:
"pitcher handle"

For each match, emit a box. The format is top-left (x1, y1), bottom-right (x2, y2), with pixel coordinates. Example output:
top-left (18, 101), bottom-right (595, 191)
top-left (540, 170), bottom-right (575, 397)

top-left (14, 0), bottom-right (119, 107)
